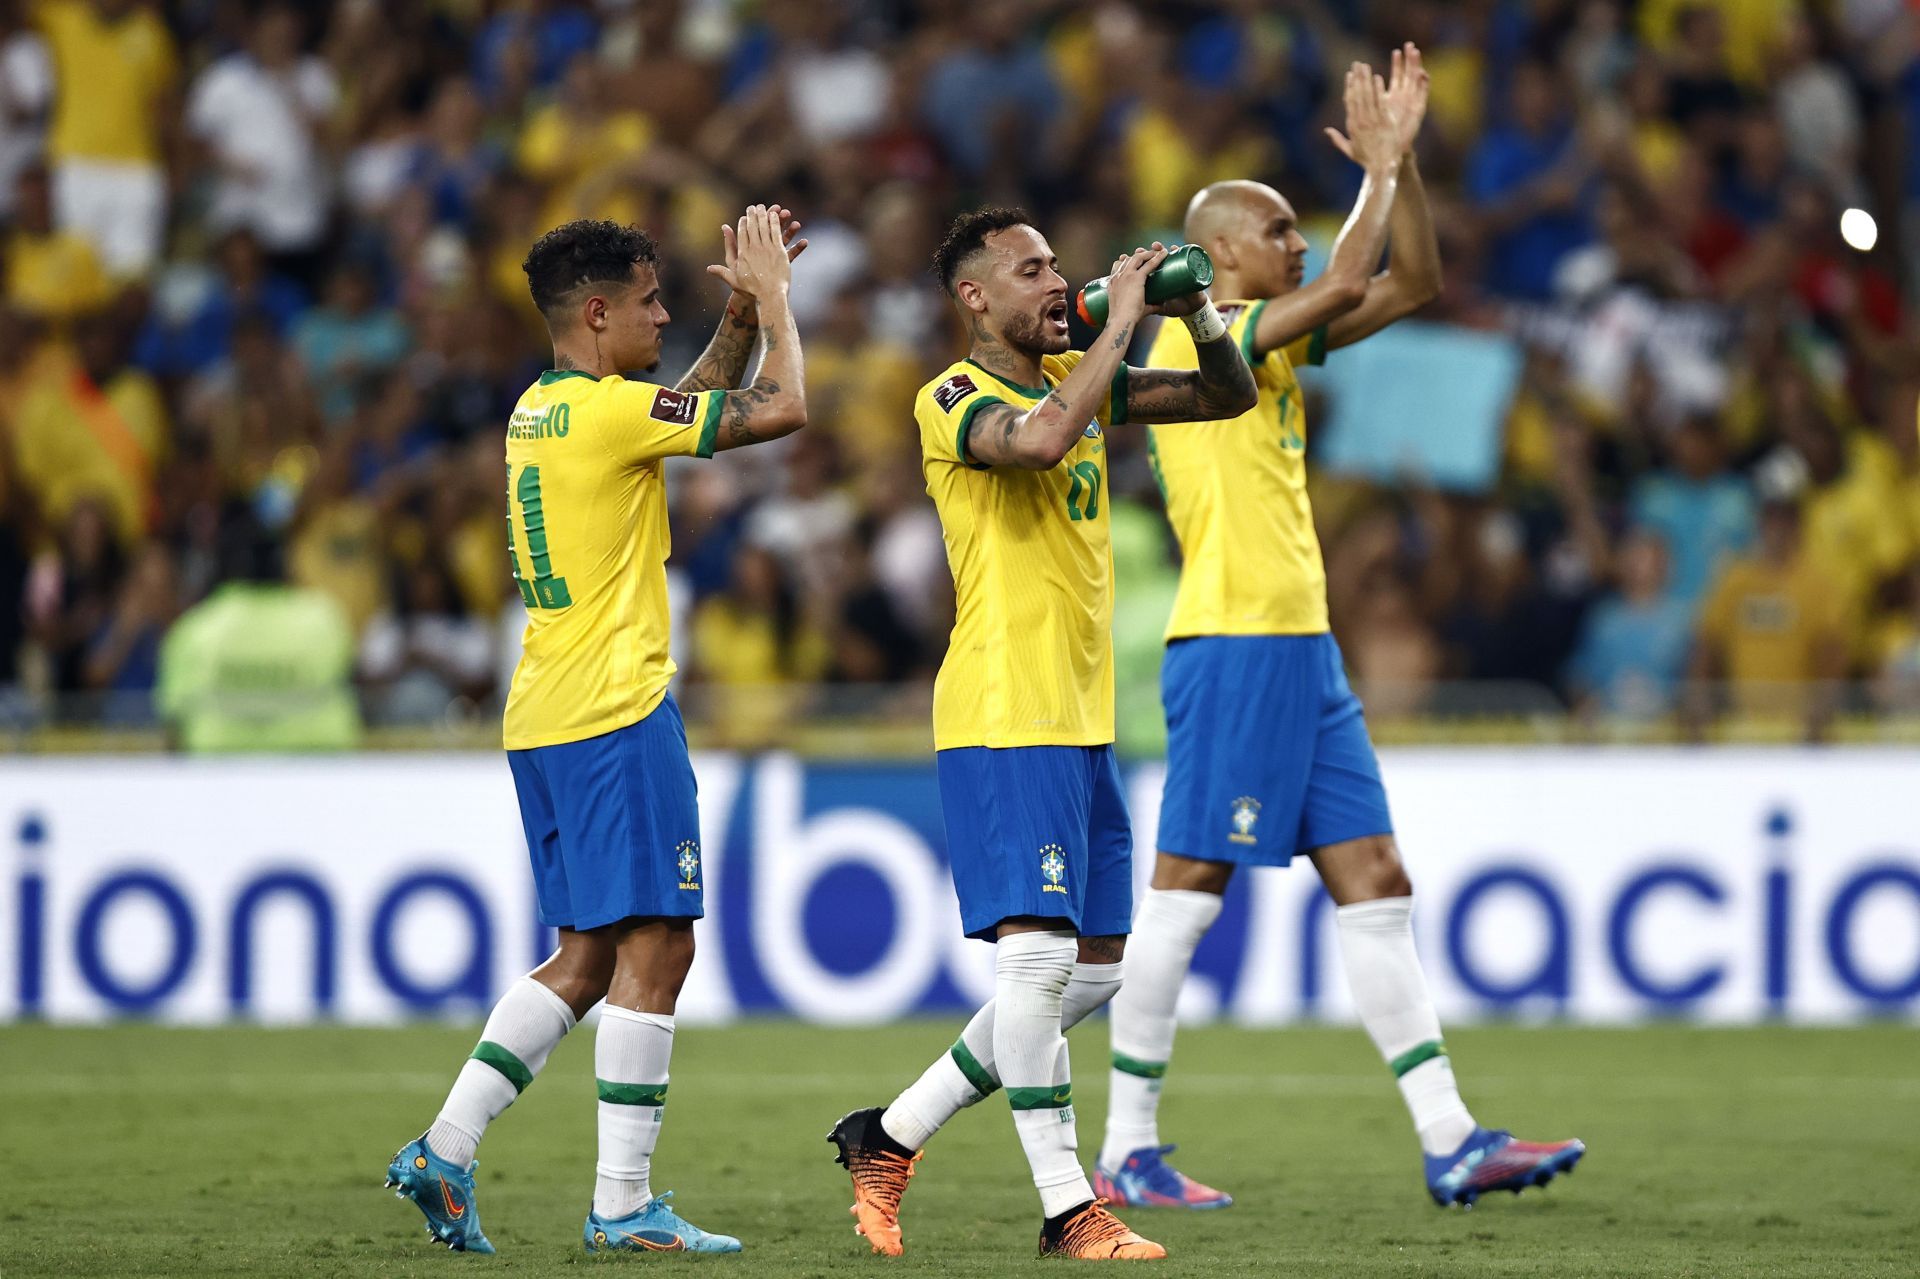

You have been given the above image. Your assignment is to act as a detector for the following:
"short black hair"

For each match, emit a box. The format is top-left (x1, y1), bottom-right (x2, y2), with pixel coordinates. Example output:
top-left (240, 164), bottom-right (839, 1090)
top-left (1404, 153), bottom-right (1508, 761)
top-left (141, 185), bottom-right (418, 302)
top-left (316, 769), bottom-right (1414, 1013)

top-left (932, 206), bottom-right (1034, 297)
top-left (522, 220), bottom-right (660, 318)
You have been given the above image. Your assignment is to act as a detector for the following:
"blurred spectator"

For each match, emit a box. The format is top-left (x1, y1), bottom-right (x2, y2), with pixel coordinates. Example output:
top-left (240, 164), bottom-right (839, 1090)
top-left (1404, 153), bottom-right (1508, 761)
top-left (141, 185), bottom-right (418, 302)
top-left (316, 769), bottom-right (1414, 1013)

top-left (292, 259), bottom-right (408, 424)
top-left (0, 0), bottom-right (52, 218)
top-left (1569, 529), bottom-right (1694, 718)
top-left (13, 309), bottom-right (165, 545)
top-left (37, 0), bottom-right (177, 277)
top-left (185, 2), bottom-right (339, 283)
top-left (921, 0), bottom-right (1063, 182)
top-left (4, 161), bottom-right (108, 321)
top-left (81, 538), bottom-right (174, 720)
top-left (136, 230), bottom-right (307, 379)
top-left (155, 516), bottom-right (359, 752)
top-left (690, 545), bottom-right (829, 748)
top-left (359, 553), bottom-right (495, 724)
top-left (1627, 414), bottom-right (1754, 611)
top-left (1690, 497), bottom-right (1848, 736)
top-left (1467, 59), bottom-right (1593, 300)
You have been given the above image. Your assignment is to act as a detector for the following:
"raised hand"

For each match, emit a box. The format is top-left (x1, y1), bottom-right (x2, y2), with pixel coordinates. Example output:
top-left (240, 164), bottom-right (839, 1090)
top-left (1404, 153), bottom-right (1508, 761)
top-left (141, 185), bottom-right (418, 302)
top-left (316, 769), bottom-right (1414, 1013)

top-left (714, 205), bottom-right (793, 304)
top-left (706, 204), bottom-right (808, 301)
top-left (1384, 43), bottom-right (1429, 157)
top-left (1322, 61), bottom-right (1398, 171)
top-left (1104, 243), bottom-right (1170, 327)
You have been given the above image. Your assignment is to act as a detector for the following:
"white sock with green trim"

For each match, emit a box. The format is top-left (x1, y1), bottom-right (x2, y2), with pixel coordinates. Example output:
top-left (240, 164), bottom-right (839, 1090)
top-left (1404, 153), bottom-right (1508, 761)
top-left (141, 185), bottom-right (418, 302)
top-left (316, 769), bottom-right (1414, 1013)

top-left (995, 931), bottom-right (1091, 1218)
top-left (1100, 888), bottom-right (1221, 1171)
top-left (881, 961), bottom-right (1123, 1151)
top-left (1337, 896), bottom-right (1475, 1155)
top-left (594, 1006), bottom-right (674, 1218)
top-left (427, 975), bottom-right (576, 1167)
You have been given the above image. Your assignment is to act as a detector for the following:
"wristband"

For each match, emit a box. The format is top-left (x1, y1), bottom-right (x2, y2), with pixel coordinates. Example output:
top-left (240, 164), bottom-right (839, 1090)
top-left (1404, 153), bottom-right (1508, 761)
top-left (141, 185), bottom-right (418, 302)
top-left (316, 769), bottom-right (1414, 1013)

top-left (1181, 300), bottom-right (1228, 344)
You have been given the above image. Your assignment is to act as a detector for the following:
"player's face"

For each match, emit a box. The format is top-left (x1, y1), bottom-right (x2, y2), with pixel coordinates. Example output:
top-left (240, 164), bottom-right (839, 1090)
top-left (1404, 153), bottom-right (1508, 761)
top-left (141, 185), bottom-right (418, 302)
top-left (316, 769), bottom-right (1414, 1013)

top-left (600, 264), bottom-right (671, 371)
top-left (1234, 189), bottom-right (1311, 298)
top-left (977, 226), bottom-right (1071, 356)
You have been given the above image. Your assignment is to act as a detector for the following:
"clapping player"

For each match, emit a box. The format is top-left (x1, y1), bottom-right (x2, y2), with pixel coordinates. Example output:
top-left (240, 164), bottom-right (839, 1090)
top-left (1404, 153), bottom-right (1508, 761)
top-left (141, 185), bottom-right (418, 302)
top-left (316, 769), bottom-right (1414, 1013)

top-left (1095, 48), bottom-right (1586, 1212)
top-left (385, 206), bottom-right (808, 1255)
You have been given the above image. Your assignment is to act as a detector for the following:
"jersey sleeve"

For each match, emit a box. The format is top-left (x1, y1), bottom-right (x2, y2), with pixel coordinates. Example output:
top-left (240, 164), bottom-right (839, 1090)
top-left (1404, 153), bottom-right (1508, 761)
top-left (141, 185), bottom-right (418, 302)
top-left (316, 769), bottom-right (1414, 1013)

top-left (1278, 320), bottom-right (1329, 370)
top-left (599, 381), bottom-right (726, 466)
top-left (917, 369), bottom-right (1005, 470)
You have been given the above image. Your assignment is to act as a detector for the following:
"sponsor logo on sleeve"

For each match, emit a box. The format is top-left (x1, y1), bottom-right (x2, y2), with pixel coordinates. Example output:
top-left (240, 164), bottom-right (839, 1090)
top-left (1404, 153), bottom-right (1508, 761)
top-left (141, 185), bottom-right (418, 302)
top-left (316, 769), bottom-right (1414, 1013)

top-left (649, 390), bottom-right (700, 425)
top-left (932, 374), bottom-right (977, 413)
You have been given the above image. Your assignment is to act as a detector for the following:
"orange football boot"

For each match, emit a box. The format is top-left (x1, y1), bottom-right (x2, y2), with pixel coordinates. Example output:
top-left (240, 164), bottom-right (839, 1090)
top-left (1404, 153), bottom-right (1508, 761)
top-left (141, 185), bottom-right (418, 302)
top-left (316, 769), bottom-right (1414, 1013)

top-left (1038, 1198), bottom-right (1167, 1261)
top-left (827, 1107), bottom-right (922, 1256)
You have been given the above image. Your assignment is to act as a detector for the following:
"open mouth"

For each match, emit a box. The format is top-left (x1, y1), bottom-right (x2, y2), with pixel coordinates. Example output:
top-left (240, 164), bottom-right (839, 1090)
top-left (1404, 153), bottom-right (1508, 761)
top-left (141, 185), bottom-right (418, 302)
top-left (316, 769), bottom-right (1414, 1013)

top-left (1046, 299), bottom-right (1068, 333)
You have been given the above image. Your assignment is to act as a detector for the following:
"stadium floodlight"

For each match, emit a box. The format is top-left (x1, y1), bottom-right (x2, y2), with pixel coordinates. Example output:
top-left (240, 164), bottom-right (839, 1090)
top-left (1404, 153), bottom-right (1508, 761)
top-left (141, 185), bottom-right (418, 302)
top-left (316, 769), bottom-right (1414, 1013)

top-left (1839, 207), bottom-right (1877, 253)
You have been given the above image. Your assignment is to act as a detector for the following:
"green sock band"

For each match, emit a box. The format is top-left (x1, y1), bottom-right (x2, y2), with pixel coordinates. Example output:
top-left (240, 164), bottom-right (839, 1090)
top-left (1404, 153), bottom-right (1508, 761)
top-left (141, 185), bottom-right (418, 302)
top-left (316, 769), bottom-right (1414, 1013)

top-left (470, 1041), bottom-right (533, 1094)
top-left (597, 1080), bottom-right (669, 1107)
top-left (1110, 1051), bottom-right (1168, 1080)
top-left (1389, 1039), bottom-right (1447, 1078)
top-left (1007, 1083), bottom-right (1073, 1112)
top-left (949, 1038), bottom-right (999, 1099)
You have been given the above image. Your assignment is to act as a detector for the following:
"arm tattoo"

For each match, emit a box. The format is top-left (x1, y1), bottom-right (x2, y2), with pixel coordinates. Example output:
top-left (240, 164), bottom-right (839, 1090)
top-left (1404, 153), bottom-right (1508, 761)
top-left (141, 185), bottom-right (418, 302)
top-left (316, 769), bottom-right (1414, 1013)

top-left (677, 303), bottom-right (759, 394)
top-left (720, 375), bottom-right (782, 447)
top-left (1125, 338), bottom-right (1259, 422)
top-left (1192, 329), bottom-right (1258, 417)
top-left (963, 402), bottom-right (1022, 463)
top-left (1043, 391), bottom-right (1070, 416)
top-left (1108, 322), bottom-right (1134, 352)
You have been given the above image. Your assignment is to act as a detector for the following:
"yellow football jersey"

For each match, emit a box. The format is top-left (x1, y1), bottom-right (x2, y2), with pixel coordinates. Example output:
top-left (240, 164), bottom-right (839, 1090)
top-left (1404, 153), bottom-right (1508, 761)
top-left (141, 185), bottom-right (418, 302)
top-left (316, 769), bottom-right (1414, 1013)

top-left (1147, 301), bottom-right (1329, 638)
top-left (502, 371), bottom-right (725, 750)
top-left (916, 352), bottom-right (1128, 749)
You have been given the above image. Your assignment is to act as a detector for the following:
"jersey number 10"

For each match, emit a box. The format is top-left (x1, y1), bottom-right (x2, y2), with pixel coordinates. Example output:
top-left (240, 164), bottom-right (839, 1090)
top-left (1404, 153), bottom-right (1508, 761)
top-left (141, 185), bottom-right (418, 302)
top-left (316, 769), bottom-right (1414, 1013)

top-left (507, 464), bottom-right (573, 609)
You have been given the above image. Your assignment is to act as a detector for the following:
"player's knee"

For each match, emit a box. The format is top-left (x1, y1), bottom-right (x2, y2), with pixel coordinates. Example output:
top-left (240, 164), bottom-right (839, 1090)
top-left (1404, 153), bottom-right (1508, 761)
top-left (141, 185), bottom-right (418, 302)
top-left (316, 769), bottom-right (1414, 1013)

top-left (1150, 852), bottom-right (1233, 895)
top-left (1356, 838), bottom-right (1412, 901)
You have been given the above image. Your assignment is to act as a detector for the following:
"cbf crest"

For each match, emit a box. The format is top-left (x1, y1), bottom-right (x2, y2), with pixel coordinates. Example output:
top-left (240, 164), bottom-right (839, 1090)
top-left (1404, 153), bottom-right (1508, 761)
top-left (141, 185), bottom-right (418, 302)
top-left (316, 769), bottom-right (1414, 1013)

top-left (1039, 843), bottom-right (1068, 894)
top-left (676, 840), bottom-right (702, 890)
top-left (1228, 797), bottom-right (1262, 846)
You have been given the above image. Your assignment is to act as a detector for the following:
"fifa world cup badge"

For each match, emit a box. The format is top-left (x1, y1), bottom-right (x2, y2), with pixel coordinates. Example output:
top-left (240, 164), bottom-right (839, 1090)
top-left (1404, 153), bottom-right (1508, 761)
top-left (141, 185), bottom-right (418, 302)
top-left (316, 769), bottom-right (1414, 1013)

top-left (1039, 844), bottom-right (1068, 894)
top-left (1229, 797), bottom-right (1262, 846)
top-left (676, 840), bottom-right (702, 890)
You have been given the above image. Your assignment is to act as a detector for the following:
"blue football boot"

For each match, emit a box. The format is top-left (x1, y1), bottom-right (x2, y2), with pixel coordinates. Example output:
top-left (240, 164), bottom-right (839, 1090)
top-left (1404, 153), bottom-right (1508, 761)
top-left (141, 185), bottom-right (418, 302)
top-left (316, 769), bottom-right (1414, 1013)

top-left (384, 1136), bottom-right (495, 1254)
top-left (1425, 1127), bottom-right (1586, 1207)
top-left (583, 1191), bottom-right (743, 1254)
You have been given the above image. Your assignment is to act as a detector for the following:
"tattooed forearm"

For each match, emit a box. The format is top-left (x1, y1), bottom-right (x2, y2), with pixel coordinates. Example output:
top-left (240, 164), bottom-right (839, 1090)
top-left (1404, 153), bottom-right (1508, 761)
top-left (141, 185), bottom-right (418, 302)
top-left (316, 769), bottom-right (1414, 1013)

top-left (676, 301), bottom-right (760, 394)
top-left (1108, 322), bottom-right (1134, 351)
top-left (1192, 329), bottom-right (1258, 417)
top-left (721, 376), bottom-right (783, 447)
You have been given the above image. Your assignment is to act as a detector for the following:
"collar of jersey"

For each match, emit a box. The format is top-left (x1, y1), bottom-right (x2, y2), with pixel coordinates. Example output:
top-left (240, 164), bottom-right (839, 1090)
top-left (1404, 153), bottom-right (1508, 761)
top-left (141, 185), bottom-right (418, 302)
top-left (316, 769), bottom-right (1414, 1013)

top-left (964, 359), bottom-right (1050, 399)
top-left (538, 369), bottom-right (600, 385)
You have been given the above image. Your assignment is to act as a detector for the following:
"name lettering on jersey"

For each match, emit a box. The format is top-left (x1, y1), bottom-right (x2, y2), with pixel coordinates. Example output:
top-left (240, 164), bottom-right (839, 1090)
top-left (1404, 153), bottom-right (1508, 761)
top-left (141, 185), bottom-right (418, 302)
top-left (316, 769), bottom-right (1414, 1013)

top-left (508, 403), bottom-right (571, 440)
top-left (649, 390), bottom-right (699, 425)
top-left (932, 373), bottom-right (977, 413)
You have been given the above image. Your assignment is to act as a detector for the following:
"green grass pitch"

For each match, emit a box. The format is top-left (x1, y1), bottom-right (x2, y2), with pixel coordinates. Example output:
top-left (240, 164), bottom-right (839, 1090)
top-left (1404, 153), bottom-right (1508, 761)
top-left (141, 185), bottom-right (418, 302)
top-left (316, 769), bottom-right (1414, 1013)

top-left (2, 1022), bottom-right (1915, 1277)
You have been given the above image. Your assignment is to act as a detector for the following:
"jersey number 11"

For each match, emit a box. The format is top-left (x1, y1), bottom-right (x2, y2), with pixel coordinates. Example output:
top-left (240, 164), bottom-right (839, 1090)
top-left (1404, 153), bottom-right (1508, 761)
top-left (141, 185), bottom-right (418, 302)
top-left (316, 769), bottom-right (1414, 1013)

top-left (507, 464), bottom-right (573, 609)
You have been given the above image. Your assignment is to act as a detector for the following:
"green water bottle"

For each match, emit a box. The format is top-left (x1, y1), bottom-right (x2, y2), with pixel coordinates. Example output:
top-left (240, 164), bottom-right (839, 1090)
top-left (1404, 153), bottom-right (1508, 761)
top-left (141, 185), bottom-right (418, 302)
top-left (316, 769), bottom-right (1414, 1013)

top-left (1074, 244), bottom-right (1215, 327)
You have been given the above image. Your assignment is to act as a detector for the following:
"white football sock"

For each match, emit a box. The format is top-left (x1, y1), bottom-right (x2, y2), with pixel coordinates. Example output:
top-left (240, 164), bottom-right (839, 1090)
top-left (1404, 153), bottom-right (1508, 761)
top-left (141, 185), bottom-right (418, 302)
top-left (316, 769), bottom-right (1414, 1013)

top-left (427, 975), bottom-right (576, 1167)
top-left (880, 961), bottom-right (1123, 1151)
top-left (1100, 889), bottom-right (1221, 1170)
top-left (994, 930), bottom-right (1092, 1218)
top-left (594, 1005), bottom-right (675, 1218)
top-left (1337, 896), bottom-right (1476, 1155)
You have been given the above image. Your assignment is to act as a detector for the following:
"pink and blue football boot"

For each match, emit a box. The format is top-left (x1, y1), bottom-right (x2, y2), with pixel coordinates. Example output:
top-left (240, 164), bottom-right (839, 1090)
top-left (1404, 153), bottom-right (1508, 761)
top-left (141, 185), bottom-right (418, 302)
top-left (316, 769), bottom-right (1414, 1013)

top-left (1093, 1145), bottom-right (1233, 1210)
top-left (1425, 1127), bottom-right (1585, 1207)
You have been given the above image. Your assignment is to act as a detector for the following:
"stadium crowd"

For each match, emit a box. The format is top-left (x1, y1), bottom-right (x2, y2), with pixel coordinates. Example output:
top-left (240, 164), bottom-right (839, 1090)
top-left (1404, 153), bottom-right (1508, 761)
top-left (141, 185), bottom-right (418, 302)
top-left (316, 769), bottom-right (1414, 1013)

top-left (1, 0), bottom-right (1917, 749)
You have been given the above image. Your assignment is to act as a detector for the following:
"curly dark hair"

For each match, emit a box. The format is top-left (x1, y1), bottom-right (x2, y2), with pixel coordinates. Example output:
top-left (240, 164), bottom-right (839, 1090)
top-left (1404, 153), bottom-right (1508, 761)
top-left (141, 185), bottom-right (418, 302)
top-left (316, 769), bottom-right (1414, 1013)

top-left (931, 206), bottom-right (1034, 297)
top-left (522, 219), bottom-right (660, 318)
